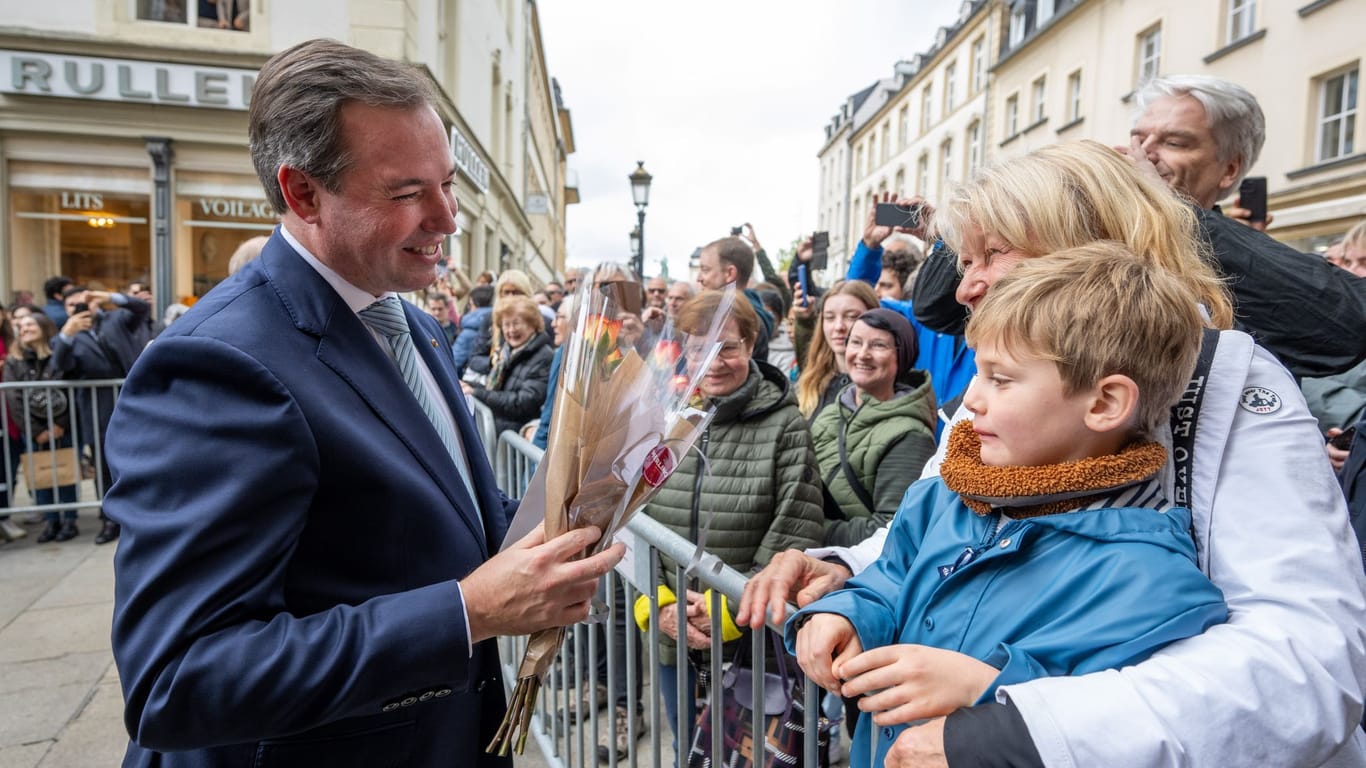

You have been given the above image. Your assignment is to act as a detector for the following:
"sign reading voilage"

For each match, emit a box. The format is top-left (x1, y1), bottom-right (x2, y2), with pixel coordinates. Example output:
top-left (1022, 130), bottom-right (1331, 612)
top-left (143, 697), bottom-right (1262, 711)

top-left (1, 50), bottom-right (256, 111)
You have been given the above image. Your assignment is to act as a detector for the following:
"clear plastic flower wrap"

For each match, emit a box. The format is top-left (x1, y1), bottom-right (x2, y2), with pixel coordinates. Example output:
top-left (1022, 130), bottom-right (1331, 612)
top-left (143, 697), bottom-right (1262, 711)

top-left (488, 268), bottom-right (738, 755)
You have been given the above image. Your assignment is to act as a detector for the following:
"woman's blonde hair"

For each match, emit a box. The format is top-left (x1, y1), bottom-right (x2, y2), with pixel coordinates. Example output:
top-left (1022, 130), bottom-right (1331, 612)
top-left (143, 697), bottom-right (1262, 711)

top-left (1345, 219), bottom-right (1366, 253)
top-left (936, 139), bottom-right (1233, 329)
top-left (796, 279), bottom-right (879, 418)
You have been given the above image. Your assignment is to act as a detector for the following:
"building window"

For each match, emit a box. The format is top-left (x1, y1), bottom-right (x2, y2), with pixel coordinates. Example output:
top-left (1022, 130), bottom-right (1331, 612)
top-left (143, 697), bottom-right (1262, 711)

top-left (1009, 5), bottom-right (1027, 47)
top-left (944, 62), bottom-right (957, 114)
top-left (941, 139), bottom-right (954, 188)
top-left (921, 86), bottom-right (933, 132)
top-left (855, 145), bottom-right (865, 180)
top-left (971, 36), bottom-right (986, 94)
top-left (1137, 25), bottom-right (1162, 85)
top-left (1317, 67), bottom-right (1358, 162)
top-left (1227, 0), bottom-right (1256, 44)
top-left (136, 0), bottom-right (250, 30)
top-left (1031, 76), bottom-right (1047, 124)
top-left (881, 123), bottom-right (891, 165)
top-left (917, 154), bottom-right (930, 195)
top-left (898, 106), bottom-right (910, 149)
top-left (967, 120), bottom-right (982, 173)
top-left (1037, 0), bottom-right (1056, 23)
top-left (11, 187), bottom-right (151, 297)
top-left (1067, 70), bottom-right (1083, 122)
top-left (1005, 94), bottom-right (1020, 136)
top-left (895, 169), bottom-right (906, 197)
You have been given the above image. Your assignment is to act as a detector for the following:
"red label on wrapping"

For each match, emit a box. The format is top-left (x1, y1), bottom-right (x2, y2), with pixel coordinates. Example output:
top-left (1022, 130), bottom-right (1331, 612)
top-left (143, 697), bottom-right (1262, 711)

top-left (642, 444), bottom-right (676, 488)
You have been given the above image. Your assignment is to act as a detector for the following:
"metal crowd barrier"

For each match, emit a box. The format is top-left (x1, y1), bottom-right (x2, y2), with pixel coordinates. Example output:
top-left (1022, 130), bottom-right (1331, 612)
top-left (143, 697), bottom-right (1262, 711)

top-left (465, 397), bottom-right (499, 468)
top-left (0, 379), bottom-right (124, 517)
top-left (490, 431), bottom-right (837, 768)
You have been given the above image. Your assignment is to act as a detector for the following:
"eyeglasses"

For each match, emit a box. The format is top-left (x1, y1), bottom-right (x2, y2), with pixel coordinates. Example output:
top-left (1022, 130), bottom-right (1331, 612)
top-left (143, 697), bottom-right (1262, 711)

top-left (846, 338), bottom-right (894, 354)
top-left (685, 339), bottom-right (747, 360)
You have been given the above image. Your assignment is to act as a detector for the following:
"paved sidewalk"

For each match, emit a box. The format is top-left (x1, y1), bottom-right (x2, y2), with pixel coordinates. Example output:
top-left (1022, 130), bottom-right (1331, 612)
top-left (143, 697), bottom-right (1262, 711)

top-left (0, 511), bottom-right (552, 768)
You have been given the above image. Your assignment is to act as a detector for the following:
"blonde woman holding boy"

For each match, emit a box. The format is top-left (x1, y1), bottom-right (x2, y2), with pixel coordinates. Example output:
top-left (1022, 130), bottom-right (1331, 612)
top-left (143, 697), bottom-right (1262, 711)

top-left (788, 245), bottom-right (1227, 768)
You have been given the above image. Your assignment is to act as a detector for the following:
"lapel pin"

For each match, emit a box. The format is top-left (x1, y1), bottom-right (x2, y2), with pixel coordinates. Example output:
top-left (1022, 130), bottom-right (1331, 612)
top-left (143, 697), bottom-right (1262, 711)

top-left (431, 338), bottom-right (439, 348)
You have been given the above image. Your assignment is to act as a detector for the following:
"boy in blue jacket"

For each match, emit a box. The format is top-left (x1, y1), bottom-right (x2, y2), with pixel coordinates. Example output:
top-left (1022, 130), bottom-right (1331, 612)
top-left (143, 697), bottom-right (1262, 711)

top-left (788, 243), bottom-right (1227, 768)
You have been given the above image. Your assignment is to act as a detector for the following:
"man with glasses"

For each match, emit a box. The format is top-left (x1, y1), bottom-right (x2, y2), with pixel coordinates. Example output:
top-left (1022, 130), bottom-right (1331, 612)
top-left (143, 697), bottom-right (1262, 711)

top-left (544, 281), bottom-right (565, 310)
top-left (645, 277), bottom-right (668, 310)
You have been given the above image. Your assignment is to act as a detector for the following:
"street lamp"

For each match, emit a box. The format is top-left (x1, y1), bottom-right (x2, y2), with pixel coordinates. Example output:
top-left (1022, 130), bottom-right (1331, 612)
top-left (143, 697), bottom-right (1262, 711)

top-left (628, 161), bottom-right (652, 279)
top-left (629, 226), bottom-right (642, 261)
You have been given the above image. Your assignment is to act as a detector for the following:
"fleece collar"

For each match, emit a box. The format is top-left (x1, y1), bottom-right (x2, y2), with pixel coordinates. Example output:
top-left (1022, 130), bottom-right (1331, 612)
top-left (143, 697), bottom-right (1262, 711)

top-left (939, 420), bottom-right (1167, 519)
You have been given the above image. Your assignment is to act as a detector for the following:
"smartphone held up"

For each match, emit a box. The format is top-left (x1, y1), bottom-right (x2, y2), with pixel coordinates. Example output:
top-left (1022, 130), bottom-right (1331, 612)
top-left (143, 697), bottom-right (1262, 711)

top-left (876, 201), bottom-right (923, 230)
top-left (1237, 177), bottom-right (1267, 224)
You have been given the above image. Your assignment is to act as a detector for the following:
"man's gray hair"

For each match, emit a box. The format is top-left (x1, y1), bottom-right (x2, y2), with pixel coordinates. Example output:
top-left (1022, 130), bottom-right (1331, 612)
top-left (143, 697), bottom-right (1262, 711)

top-left (1135, 75), bottom-right (1265, 189)
top-left (249, 39), bottom-right (439, 214)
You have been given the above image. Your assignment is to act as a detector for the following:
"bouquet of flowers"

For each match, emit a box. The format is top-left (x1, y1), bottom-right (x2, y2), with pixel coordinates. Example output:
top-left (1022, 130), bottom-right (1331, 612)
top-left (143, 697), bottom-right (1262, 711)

top-left (487, 269), bottom-right (737, 756)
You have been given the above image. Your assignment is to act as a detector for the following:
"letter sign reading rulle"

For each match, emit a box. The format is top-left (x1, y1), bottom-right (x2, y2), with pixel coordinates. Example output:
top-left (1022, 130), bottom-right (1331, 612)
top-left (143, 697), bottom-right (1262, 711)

top-left (2, 50), bottom-right (255, 111)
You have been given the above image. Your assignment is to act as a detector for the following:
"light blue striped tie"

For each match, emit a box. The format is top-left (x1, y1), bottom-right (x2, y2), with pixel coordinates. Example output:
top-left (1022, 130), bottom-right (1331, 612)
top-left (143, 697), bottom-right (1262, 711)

top-left (359, 296), bottom-right (478, 510)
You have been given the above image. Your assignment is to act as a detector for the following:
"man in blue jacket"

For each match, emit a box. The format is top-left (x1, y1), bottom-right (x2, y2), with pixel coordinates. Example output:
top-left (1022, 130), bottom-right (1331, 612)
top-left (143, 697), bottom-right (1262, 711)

top-left (105, 39), bottom-right (622, 768)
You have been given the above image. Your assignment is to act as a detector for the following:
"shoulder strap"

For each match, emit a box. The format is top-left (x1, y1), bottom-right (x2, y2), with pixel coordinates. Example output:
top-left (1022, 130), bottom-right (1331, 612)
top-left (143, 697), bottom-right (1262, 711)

top-left (837, 407), bottom-right (878, 516)
top-left (1169, 327), bottom-right (1221, 519)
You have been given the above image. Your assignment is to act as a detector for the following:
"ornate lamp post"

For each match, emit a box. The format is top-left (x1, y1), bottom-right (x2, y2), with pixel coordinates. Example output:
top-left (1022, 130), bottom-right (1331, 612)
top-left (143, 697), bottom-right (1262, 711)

top-left (629, 225), bottom-right (642, 265)
top-left (628, 161), bottom-right (652, 279)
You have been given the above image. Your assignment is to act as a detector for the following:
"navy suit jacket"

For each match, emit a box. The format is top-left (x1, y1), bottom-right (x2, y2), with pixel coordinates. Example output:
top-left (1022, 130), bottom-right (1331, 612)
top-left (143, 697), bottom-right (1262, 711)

top-left (107, 233), bottom-right (517, 767)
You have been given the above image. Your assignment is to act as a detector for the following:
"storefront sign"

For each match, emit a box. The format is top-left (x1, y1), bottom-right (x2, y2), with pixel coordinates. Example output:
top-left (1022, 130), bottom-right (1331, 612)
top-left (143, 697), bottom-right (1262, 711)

top-left (450, 126), bottom-right (490, 194)
top-left (60, 191), bottom-right (105, 210)
top-left (197, 197), bottom-right (273, 219)
top-left (525, 194), bottom-right (549, 215)
top-left (2, 50), bottom-right (255, 111)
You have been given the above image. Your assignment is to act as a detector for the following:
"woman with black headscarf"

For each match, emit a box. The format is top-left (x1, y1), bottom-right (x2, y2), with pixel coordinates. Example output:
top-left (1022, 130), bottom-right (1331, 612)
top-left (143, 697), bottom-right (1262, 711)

top-left (811, 308), bottom-right (936, 547)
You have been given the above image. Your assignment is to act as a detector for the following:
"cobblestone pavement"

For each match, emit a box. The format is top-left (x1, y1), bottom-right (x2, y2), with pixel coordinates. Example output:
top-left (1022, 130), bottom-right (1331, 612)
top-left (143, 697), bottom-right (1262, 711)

top-left (0, 509), bottom-right (552, 768)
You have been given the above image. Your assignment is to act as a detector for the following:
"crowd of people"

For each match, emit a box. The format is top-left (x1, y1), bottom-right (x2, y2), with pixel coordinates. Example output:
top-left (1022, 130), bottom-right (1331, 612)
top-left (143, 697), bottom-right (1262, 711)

top-left (3, 39), bottom-right (1364, 768)
top-left (0, 277), bottom-right (165, 545)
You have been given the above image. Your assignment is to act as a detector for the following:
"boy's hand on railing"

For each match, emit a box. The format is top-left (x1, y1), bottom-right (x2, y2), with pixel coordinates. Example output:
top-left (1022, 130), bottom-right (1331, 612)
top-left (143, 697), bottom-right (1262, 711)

top-left (838, 644), bottom-right (997, 726)
top-left (794, 613), bottom-right (861, 694)
top-left (737, 549), bottom-right (852, 630)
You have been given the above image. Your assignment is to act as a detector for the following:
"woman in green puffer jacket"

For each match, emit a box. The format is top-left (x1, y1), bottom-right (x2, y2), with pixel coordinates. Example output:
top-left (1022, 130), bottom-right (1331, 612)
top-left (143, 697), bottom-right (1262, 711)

top-left (634, 290), bottom-right (823, 745)
top-left (812, 308), bottom-right (937, 547)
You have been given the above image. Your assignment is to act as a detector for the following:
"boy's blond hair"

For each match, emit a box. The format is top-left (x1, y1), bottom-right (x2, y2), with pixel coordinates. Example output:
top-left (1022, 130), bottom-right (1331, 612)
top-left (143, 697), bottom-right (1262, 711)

top-left (966, 242), bottom-right (1203, 435)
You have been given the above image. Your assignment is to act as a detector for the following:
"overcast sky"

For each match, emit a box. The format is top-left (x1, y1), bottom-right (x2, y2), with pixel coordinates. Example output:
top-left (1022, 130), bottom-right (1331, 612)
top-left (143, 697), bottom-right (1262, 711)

top-left (537, 1), bottom-right (965, 279)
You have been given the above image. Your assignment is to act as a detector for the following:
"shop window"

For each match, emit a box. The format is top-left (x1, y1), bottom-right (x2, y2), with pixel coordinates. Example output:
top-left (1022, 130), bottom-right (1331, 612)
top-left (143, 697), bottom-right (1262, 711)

top-left (10, 189), bottom-right (151, 295)
top-left (136, 0), bottom-right (250, 31)
top-left (179, 194), bottom-right (275, 296)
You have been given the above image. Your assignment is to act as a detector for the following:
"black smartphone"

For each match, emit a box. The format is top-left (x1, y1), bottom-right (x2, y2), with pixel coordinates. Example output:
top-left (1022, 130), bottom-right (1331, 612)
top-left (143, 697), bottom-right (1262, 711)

top-left (797, 265), bottom-right (811, 308)
top-left (1329, 424), bottom-right (1357, 450)
top-left (875, 202), bottom-right (922, 229)
top-left (810, 231), bottom-right (830, 271)
top-left (71, 302), bottom-right (89, 314)
top-left (1238, 176), bottom-right (1267, 224)
top-left (730, 225), bottom-right (744, 236)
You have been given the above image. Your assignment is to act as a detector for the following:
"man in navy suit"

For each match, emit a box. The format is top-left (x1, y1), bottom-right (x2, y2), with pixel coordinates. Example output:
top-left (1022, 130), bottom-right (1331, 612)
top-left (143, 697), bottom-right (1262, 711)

top-left (105, 39), bottom-right (622, 767)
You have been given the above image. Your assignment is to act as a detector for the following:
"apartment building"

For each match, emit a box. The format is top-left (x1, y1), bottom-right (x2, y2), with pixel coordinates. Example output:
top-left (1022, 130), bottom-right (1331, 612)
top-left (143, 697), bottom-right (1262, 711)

top-left (0, 0), bottom-right (576, 309)
top-left (819, 0), bottom-right (996, 272)
top-left (989, 0), bottom-right (1361, 249)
